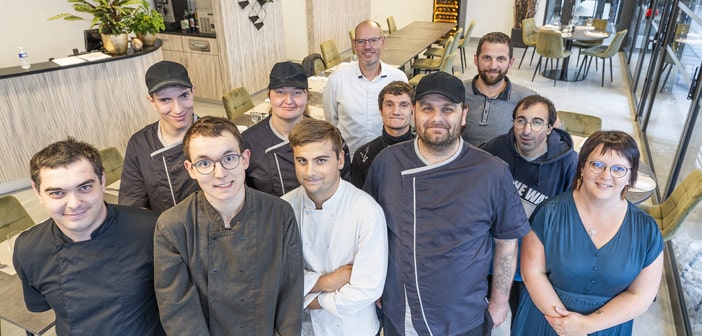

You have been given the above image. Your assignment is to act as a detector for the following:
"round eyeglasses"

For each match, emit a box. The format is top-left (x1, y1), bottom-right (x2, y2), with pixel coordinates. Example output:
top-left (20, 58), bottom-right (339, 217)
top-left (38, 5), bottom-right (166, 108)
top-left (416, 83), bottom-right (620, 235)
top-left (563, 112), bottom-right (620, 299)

top-left (192, 153), bottom-right (242, 175)
top-left (513, 118), bottom-right (547, 132)
top-left (587, 160), bottom-right (630, 178)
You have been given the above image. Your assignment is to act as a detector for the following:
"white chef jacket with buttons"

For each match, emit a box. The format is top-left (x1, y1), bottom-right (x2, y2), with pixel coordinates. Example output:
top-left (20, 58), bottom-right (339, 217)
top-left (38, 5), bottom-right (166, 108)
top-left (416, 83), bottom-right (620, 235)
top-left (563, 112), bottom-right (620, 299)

top-left (282, 180), bottom-right (388, 336)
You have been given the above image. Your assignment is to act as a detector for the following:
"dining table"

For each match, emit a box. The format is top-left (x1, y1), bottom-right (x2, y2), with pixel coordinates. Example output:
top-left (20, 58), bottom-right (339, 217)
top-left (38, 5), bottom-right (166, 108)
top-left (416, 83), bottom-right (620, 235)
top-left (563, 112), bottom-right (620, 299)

top-left (537, 25), bottom-right (610, 82)
top-left (382, 21), bottom-right (456, 68)
top-left (0, 238), bottom-right (56, 336)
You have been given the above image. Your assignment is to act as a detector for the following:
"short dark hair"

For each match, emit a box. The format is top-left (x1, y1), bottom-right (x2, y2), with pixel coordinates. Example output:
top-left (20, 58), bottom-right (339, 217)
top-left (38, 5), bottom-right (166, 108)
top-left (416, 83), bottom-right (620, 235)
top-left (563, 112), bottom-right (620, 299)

top-left (30, 137), bottom-right (104, 191)
top-left (378, 81), bottom-right (415, 109)
top-left (574, 131), bottom-right (640, 197)
top-left (512, 95), bottom-right (558, 126)
top-left (288, 119), bottom-right (344, 158)
top-left (476, 32), bottom-right (513, 59)
top-left (183, 116), bottom-right (243, 160)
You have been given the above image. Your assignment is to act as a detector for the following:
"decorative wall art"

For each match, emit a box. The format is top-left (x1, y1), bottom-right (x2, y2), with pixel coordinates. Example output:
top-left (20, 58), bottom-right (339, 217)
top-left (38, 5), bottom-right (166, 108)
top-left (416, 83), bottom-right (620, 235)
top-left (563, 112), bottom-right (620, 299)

top-left (238, 0), bottom-right (272, 30)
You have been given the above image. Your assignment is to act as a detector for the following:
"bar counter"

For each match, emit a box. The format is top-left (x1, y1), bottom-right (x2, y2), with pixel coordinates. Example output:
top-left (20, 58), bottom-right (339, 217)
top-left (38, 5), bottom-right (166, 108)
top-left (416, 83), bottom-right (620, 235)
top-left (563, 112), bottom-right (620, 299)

top-left (0, 41), bottom-right (163, 185)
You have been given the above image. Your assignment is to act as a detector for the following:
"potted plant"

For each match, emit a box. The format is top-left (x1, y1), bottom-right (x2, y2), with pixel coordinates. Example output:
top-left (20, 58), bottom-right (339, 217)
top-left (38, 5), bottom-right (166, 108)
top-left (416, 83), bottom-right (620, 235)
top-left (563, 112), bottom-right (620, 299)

top-left (512, 0), bottom-right (539, 48)
top-left (127, 1), bottom-right (165, 46)
top-left (49, 0), bottom-right (141, 55)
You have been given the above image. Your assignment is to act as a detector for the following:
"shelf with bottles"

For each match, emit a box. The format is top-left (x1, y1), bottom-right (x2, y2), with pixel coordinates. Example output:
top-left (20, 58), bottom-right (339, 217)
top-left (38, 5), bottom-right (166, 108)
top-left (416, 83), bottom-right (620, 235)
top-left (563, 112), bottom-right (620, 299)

top-left (434, 0), bottom-right (459, 5)
top-left (433, 14), bottom-right (458, 22)
top-left (434, 6), bottom-right (458, 13)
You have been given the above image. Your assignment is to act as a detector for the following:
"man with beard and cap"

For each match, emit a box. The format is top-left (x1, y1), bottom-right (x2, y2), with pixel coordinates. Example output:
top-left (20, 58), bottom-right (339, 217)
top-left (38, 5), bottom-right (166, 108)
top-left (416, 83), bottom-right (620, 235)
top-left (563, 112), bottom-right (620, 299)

top-left (364, 71), bottom-right (530, 336)
top-left (462, 32), bottom-right (538, 147)
top-left (480, 94), bottom-right (578, 326)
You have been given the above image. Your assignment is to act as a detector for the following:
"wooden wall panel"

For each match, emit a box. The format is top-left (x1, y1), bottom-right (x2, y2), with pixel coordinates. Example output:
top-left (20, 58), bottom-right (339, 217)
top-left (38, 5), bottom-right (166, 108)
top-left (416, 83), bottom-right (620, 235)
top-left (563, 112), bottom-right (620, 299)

top-left (0, 51), bottom-right (161, 183)
top-left (307, 0), bottom-right (371, 55)
top-left (216, 0), bottom-right (286, 93)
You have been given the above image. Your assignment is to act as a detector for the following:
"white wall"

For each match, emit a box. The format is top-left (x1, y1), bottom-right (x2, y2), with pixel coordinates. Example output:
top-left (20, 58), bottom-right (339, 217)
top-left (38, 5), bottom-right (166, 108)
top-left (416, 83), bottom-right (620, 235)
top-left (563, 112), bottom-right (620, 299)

top-left (370, 0), bottom-right (433, 31)
top-left (1, 1), bottom-right (92, 68)
top-left (283, 0), bottom-right (308, 61)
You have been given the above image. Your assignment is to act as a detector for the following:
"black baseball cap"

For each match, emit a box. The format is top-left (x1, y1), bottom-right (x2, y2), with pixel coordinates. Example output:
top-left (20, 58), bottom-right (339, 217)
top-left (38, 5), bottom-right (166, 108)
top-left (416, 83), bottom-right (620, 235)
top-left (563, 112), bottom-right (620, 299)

top-left (145, 61), bottom-right (193, 94)
top-left (414, 71), bottom-right (465, 104)
top-left (268, 61), bottom-right (308, 90)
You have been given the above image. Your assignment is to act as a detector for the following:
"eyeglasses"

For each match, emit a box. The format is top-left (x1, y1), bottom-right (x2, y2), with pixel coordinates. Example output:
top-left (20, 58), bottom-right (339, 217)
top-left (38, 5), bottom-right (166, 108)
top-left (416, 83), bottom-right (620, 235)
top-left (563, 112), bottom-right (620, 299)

top-left (513, 117), bottom-right (547, 132)
top-left (354, 37), bottom-right (383, 46)
top-left (192, 153), bottom-right (242, 175)
top-left (587, 160), bottom-right (630, 178)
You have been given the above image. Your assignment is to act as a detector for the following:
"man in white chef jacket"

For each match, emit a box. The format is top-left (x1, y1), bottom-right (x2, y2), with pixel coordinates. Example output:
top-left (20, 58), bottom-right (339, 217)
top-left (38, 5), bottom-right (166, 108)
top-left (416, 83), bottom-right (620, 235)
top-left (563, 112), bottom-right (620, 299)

top-left (282, 118), bottom-right (388, 336)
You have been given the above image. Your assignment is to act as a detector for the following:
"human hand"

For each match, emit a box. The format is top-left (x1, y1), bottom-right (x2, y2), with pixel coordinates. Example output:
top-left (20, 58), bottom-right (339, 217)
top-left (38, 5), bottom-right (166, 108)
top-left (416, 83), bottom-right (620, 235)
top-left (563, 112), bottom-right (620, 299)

top-left (320, 264), bottom-right (353, 292)
top-left (545, 306), bottom-right (588, 336)
top-left (487, 300), bottom-right (509, 328)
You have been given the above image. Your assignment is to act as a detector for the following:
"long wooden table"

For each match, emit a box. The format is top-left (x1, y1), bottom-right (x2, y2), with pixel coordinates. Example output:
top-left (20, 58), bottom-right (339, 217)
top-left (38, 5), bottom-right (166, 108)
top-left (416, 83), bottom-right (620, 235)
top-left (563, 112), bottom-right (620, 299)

top-left (382, 21), bottom-right (456, 67)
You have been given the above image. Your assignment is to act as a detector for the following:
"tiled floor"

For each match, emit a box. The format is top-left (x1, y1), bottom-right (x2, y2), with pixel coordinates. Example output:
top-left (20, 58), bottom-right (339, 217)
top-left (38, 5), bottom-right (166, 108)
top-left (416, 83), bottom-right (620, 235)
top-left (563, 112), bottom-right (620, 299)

top-left (0, 38), bottom-right (677, 335)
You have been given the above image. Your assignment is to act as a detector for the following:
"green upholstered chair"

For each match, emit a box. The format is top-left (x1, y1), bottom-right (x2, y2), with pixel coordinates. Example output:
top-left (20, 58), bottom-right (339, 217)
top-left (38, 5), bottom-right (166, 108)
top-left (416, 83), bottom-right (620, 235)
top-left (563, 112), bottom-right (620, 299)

top-left (577, 29), bottom-right (628, 87)
top-left (556, 111), bottom-right (602, 137)
top-left (573, 18), bottom-right (609, 64)
top-left (457, 20), bottom-right (475, 73)
top-left (518, 18), bottom-right (538, 69)
top-left (640, 169), bottom-right (702, 241)
top-left (0, 196), bottom-right (34, 245)
top-left (222, 87), bottom-right (254, 121)
top-left (99, 147), bottom-right (124, 186)
top-left (532, 29), bottom-right (572, 87)
top-left (387, 16), bottom-right (398, 35)
top-left (409, 51), bottom-right (458, 87)
top-left (413, 36), bottom-right (454, 73)
top-left (320, 39), bottom-right (341, 69)
top-left (425, 27), bottom-right (463, 58)
top-left (302, 53), bottom-right (326, 77)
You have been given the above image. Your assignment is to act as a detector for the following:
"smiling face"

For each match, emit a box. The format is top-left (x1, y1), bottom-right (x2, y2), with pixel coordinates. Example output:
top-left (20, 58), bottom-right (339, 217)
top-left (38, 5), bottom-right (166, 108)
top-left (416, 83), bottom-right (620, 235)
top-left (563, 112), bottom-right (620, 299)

top-left (269, 87), bottom-right (308, 122)
top-left (292, 139), bottom-right (344, 208)
top-left (185, 132), bottom-right (250, 209)
top-left (33, 158), bottom-right (107, 242)
top-left (513, 102), bottom-right (552, 158)
top-left (148, 86), bottom-right (195, 134)
top-left (474, 42), bottom-right (514, 86)
top-left (354, 21), bottom-right (385, 67)
top-left (381, 92), bottom-right (414, 135)
top-left (579, 145), bottom-right (632, 202)
top-left (414, 94), bottom-right (467, 153)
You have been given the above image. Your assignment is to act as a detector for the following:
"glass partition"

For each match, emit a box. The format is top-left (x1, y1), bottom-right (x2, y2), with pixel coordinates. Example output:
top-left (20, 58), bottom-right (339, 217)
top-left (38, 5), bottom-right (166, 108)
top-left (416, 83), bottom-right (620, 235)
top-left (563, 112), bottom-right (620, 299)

top-left (637, 1), bottom-right (702, 334)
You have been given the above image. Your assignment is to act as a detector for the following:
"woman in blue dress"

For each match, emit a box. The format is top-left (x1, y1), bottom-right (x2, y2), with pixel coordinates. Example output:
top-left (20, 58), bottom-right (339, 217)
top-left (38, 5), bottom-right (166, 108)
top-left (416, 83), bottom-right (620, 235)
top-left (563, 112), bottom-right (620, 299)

top-left (512, 131), bottom-right (664, 336)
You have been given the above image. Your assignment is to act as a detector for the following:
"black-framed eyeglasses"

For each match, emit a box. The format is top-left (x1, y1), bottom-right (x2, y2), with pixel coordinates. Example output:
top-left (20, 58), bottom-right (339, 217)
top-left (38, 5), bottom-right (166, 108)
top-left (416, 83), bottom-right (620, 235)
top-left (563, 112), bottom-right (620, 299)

top-left (354, 37), bottom-right (383, 46)
top-left (587, 160), bottom-right (630, 178)
top-left (192, 153), bottom-right (242, 175)
top-left (513, 117), bottom-right (547, 132)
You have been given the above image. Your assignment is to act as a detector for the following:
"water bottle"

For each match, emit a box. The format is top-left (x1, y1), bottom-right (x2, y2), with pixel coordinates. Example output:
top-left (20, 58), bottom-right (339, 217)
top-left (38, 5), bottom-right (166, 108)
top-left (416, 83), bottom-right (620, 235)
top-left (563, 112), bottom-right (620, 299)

top-left (18, 47), bottom-right (30, 70)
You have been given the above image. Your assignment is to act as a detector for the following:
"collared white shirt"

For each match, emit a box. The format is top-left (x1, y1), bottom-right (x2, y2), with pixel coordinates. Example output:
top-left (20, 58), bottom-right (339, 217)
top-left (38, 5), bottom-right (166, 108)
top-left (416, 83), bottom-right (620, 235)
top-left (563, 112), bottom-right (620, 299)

top-left (323, 61), bottom-right (408, 158)
top-left (282, 180), bottom-right (388, 336)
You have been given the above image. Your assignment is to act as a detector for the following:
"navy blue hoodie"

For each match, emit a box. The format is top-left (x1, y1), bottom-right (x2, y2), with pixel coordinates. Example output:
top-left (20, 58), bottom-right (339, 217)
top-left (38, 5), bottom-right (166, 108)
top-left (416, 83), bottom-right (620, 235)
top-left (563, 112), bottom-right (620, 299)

top-left (480, 127), bottom-right (579, 217)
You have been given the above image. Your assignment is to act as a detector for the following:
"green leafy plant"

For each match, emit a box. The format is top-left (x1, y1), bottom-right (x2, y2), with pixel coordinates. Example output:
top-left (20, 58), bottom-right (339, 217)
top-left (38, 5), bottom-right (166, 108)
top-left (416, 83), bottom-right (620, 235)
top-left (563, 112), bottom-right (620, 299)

top-left (514, 0), bottom-right (539, 29)
top-left (127, 1), bottom-right (165, 35)
top-left (49, 0), bottom-right (142, 35)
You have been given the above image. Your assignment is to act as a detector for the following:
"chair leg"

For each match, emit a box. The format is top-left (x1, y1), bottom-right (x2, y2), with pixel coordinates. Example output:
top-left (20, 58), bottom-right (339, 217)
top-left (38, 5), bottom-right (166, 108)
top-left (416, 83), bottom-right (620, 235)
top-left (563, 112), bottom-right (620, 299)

top-left (554, 59), bottom-right (559, 86)
top-left (519, 47), bottom-right (529, 69)
top-left (458, 48), bottom-right (466, 73)
top-left (576, 55), bottom-right (588, 79)
top-left (601, 58), bottom-right (605, 87)
top-left (530, 48), bottom-right (536, 66)
top-left (609, 58), bottom-right (613, 83)
top-left (532, 56), bottom-right (543, 82)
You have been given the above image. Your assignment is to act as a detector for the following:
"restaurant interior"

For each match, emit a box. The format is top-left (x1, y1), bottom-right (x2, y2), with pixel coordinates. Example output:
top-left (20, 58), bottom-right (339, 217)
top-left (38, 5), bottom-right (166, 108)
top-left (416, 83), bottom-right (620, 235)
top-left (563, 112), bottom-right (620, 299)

top-left (1, 0), bottom-right (702, 335)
